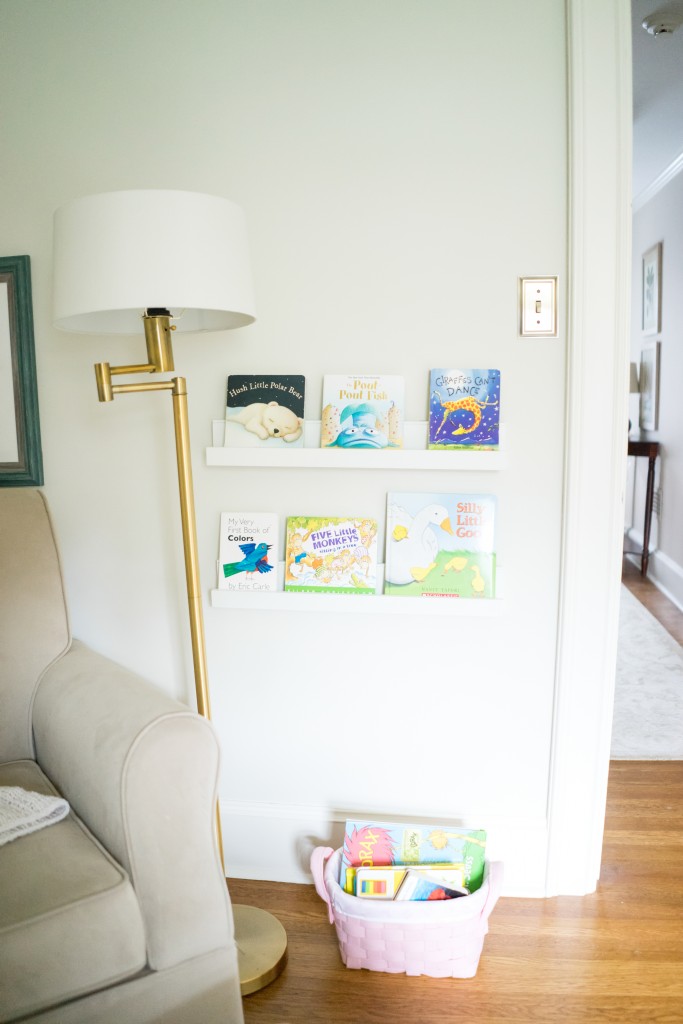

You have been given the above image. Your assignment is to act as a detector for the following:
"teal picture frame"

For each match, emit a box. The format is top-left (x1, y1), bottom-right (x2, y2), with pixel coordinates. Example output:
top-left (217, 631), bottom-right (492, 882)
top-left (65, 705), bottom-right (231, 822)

top-left (0, 255), bottom-right (43, 486)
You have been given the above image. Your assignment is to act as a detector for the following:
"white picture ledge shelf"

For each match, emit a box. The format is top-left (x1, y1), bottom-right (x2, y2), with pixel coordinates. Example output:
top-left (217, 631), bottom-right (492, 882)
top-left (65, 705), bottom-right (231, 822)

top-left (210, 565), bottom-right (503, 616)
top-left (206, 421), bottom-right (506, 471)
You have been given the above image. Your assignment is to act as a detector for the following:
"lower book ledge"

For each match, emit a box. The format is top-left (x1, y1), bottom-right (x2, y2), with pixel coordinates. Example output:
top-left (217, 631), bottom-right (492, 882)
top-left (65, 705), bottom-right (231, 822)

top-left (210, 577), bottom-right (503, 615)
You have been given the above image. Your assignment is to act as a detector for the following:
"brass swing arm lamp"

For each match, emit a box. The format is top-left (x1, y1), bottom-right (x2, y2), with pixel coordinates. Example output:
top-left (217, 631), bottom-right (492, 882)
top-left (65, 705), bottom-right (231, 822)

top-left (52, 190), bottom-right (287, 995)
top-left (93, 308), bottom-right (213, 726)
top-left (94, 307), bottom-right (176, 398)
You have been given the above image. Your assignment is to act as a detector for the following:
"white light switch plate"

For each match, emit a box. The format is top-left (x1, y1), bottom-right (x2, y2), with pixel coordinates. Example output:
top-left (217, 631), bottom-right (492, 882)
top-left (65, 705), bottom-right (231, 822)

top-left (519, 277), bottom-right (558, 336)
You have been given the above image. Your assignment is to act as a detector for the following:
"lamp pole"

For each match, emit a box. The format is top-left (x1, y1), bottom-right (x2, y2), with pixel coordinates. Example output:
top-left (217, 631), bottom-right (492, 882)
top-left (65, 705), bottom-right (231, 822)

top-left (94, 311), bottom-right (287, 994)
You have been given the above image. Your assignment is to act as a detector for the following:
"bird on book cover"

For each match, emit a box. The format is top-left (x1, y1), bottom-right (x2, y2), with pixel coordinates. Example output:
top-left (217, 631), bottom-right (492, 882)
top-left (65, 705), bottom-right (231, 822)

top-left (222, 543), bottom-right (273, 578)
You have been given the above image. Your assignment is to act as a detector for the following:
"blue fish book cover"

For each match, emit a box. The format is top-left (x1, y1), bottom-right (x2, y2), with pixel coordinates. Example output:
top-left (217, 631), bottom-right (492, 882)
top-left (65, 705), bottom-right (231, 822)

top-left (225, 374), bottom-right (305, 448)
top-left (384, 491), bottom-right (496, 598)
top-left (218, 512), bottom-right (278, 592)
top-left (320, 375), bottom-right (404, 449)
top-left (340, 819), bottom-right (487, 895)
top-left (429, 368), bottom-right (500, 450)
top-left (284, 515), bottom-right (378, 594)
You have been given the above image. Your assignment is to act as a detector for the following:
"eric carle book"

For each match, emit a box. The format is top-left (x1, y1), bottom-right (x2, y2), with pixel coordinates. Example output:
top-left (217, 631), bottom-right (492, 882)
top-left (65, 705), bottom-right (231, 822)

top-left (284, 515), bottom-right (378, 595)
top-left (384, 491), bottom-right (496, 599)
top-left (225, 374), bottom-right (305, 448)
top-left (429, 368), bottom-right (500, 450)
top-left (218, 512), bottom-right (278, 593)
top-left (320, 375), bottom-right (404, 449)
top-left (340, 819), bottom-right (487, 895)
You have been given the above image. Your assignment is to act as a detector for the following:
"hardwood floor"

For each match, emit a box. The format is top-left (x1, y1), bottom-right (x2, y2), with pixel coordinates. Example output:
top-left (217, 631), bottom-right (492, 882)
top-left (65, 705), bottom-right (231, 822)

top-left (229, 570), bottom-right (683, 1023)
top-left (229, 760), bottom-right (683, 1023)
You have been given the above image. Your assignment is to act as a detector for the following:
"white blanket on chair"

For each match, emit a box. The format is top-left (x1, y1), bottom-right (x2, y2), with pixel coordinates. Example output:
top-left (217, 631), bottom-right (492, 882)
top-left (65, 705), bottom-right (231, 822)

top-left (0, 787), bottom-right (70, 846)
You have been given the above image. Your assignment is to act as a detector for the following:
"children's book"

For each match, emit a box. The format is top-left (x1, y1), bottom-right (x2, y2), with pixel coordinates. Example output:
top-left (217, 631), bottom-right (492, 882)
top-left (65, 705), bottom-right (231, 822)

top-left (284, 516), bottom-right (378, 595)
top-left (320, 375), bottom-right (404, 449)
top-left (393, 871), bottom-right (468, 902)
top-left (429, 369), bottom-right (500, 450)
top-left (354, 864), bottom-right (466, 900)
top-left (339, 819), bottom-right (487, 895)
top-left (225, 374), bottom-right (305, 448)
top-left (384, 491), bottom-right (496, 599)
top-left (217, 512), bottom-right (278, 593)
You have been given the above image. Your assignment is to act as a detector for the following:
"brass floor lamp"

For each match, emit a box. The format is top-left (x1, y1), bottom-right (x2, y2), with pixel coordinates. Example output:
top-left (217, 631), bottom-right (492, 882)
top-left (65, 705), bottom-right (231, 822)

top-left (52, 189), bottom-right (287, 995)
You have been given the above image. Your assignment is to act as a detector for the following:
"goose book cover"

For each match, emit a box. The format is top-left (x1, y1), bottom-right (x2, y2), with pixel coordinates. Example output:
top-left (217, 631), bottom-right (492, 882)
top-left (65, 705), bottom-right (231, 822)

top-left (284, 515), bottom-right (378, 594)
top-left (428, 368), bottom-right (500, 450)
top-left (384, 491), bottom-right (496, 598)
top-left (225, 374), bottom-right (305, 448)
top-left (320, 375), bottom-right (404, 449)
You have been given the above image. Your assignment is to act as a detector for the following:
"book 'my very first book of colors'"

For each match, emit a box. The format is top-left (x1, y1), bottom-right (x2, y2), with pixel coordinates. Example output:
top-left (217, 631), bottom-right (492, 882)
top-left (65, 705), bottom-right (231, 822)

top-left (320, 375), bottom-right (404, 449)
top-left (218, 512), bottom-right (278, 593)
top-left (340, 819), bottom-right (487, 895)
top-left (225, 374), bottom-right (305, 448)
top-left (429, 368), bottom-right (500, 450)
top-left (384, 492), bottom-right (496, 598)
top-left (284, 516), bottom-right (378, 594)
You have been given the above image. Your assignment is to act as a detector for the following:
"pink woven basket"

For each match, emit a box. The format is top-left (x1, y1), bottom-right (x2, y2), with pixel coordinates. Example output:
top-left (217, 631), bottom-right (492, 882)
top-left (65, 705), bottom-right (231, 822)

top-left (311, 846), bottom-right (503, 978)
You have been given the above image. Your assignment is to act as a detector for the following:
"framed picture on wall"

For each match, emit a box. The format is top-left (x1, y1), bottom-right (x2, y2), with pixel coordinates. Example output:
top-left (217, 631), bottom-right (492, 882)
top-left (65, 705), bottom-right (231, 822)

top-left (639, 340), bottom-right (661, 431)
top-left (0, 255), bottom-right (43, 486)
top-left (642, 242), bottom-right (662, 335)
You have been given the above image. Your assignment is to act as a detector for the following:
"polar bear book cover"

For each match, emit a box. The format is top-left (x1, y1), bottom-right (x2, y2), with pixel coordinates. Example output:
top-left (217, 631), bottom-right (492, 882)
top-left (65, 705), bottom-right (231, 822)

top-left (225, 374), bottom-right (305, 447)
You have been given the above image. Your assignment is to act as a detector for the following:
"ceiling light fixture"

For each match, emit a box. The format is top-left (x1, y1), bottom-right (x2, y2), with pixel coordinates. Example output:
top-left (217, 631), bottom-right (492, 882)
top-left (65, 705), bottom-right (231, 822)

top-left (642, 10), bottom-right (683, 35)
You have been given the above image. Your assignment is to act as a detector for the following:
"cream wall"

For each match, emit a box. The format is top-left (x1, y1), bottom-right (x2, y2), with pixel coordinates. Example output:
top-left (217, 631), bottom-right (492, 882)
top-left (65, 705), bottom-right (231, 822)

top-left (1, 0), bottom-right (627, 896)
top-left (630, 174), bottom-right (683, 606)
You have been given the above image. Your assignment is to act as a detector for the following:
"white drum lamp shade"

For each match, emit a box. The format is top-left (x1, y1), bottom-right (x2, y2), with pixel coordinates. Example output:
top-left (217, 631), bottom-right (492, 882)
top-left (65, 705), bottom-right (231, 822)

top-left (53, 189), bottom-right (256, 335)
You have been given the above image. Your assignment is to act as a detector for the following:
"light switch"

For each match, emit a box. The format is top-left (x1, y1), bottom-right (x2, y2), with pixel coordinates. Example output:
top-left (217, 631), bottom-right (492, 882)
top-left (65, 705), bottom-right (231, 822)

top-left (519, 277), bottom-right (558, 336)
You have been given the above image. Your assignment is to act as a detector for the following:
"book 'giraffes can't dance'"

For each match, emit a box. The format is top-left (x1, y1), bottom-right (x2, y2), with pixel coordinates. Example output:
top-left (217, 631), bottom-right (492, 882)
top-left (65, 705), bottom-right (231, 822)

top-left (428, 369), bottom-right (500, 450)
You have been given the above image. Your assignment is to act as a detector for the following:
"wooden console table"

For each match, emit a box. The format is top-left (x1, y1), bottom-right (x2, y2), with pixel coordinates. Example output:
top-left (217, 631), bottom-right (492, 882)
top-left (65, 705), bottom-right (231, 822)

top-left (627, 438), bottom-right (660, 576)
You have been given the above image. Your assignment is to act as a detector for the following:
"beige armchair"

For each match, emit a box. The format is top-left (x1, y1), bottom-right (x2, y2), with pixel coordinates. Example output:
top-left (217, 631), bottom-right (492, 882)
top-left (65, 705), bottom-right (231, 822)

top-left (0, 489), bottom-right (244, 1024)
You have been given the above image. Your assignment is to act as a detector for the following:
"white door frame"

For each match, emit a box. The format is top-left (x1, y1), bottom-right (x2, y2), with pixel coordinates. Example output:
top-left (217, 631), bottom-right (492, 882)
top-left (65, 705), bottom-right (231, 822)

top-left (546, 0), bottom-right (632, 895)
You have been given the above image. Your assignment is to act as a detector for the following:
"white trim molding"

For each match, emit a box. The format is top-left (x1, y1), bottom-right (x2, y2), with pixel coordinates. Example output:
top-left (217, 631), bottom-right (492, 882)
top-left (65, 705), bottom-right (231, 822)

top-left (646, 549), bottom-right (683, 612)
top-left (220, 798), bottom-right (550, 897)
top-left (545, 0), bottom-right (632, 896)
top-left (633, 150), bottom-right (683, 212)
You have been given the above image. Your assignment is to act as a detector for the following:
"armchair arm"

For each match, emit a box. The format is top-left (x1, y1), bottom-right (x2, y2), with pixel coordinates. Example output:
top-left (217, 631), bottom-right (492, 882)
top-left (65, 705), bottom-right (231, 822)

top-left (32, 640), bottom-right (233, 971)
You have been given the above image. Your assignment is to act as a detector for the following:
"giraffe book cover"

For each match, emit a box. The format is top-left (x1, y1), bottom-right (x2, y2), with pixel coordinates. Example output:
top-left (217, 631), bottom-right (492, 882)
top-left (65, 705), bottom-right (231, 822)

top-left (384, 491), bottom-right (496, 598)
top-left (428, 368), bottom-right (500, 450)
top-left (320, 375), bottom-right (404, 449)
top-left (339, 819), bottom-right (487, 896)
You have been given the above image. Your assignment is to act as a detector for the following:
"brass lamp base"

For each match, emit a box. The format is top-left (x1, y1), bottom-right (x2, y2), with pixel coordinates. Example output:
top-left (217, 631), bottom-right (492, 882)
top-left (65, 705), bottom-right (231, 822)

top-left (233, 904), bottom-right (288, 995)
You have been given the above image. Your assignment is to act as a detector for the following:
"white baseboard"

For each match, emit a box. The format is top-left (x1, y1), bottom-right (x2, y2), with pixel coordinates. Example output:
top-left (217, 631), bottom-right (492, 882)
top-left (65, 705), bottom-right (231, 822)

top-left (623, 531), bottom-right (683, 612)
top-left (219, 800), bottom-right (549, 898)
top-left (647, 550), bottom-right (683, 612)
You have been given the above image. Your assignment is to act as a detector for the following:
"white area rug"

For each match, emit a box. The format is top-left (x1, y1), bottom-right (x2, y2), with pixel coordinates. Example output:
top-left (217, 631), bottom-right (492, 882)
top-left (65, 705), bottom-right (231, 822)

top-left (611, 585), bottom-right (683, 759)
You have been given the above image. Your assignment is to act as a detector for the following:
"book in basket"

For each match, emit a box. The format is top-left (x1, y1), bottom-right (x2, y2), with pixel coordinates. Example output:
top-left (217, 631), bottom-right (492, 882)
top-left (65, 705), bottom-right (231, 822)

top-left (339, 819), bottom-right (487, 895)
top-left (284, 516), bottom-right (378, 594)
top-left (320, 375), bottom-right (404, 449)
top-left (217, 512), bottom-right (278, 593)
top-left (429, 368), bottom-right (500, 450)
top-left (225, 374), bottom-right (305, 447)
top-left (384, 491), bottom-right (496, 598)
